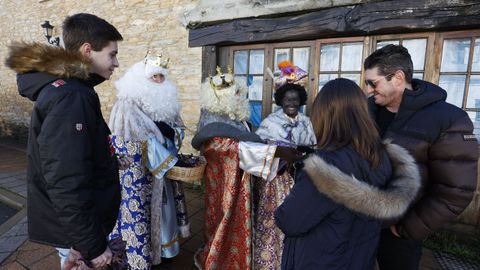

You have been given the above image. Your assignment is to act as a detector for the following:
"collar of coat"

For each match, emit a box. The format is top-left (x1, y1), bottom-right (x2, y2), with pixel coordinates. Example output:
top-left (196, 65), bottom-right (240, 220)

top-left (5, 42), bottom-right (90, 80)
top-left (304, 141), bottom-right (421, 219)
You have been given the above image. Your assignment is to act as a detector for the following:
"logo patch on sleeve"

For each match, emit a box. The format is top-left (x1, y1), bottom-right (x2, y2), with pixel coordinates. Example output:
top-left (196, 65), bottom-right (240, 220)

top-left (51, 79), bottom-right (66, 87)
top-left (75, 123), bottom-right (83, 132)
top-left (463, 134), bottom-right (477, 141)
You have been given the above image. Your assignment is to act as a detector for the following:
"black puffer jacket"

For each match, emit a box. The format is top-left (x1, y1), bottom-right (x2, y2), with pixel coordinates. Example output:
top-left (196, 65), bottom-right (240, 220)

top-left (369, 79), bottom-right (478, 240)
top-left (5, 43), bottom-right (120, 260)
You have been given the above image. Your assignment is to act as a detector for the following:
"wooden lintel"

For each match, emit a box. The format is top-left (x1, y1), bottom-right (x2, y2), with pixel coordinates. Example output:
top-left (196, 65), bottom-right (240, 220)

top-left (189, 1), bottom-right (480, 47)
top-left (201, 46), bottom-right (217, 82)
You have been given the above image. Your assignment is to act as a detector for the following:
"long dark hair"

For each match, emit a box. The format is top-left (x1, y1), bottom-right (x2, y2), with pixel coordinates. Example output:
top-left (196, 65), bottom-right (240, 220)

top-left (310, 78), bottom-right (384, 167)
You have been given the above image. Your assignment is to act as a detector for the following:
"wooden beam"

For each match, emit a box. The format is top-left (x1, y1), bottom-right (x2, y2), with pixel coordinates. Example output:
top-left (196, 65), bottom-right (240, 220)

top-left (189, 1), bottom-right (480, 47)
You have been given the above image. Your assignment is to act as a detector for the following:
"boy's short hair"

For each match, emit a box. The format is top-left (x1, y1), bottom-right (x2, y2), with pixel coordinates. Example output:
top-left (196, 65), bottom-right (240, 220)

top-left (363, 44), bottom-right (414, 83)
top-left (62, 13), bottom-right (123, 52)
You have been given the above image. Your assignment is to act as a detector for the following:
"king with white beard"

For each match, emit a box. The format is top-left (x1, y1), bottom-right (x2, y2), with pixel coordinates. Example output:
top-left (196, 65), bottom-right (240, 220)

top-left (108, 53), bottom-right (190, 270)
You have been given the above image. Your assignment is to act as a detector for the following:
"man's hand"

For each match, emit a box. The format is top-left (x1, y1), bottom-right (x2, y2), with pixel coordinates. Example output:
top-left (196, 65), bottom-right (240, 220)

top-left (91, 246), bottom-right (112, 268)
top-left (275, 146), bottom-right (304, 163)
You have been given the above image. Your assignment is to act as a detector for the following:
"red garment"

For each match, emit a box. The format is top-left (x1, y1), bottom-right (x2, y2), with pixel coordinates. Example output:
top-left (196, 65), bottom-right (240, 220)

top-left (195, 137), bottom-right (252, 270)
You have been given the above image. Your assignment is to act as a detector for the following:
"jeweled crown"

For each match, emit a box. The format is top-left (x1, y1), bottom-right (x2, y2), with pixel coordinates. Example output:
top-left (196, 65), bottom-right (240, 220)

top-left (210, 66), bottom-right (235, 90)
top-left (144, 50), bottom-right (169, 69)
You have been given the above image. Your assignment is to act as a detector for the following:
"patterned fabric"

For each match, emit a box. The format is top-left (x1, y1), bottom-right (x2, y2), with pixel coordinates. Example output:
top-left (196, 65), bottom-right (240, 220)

top-left (172, 181), bottom-right (190, 237)
top-left (109, 136), bottom-right (189, 269)
top-left (253, 172), bottom-right (293, 270)
top-left (253, 110), bottom-right (316, 270)
top-left (255, 110), bottom-right (316, 147)
top-left (195, 137), bottom-right (252, 270)
top-left (109, 137), bottom-right (153, 270)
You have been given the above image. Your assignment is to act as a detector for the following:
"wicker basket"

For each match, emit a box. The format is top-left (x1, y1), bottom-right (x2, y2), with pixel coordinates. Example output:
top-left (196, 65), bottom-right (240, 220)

top-left (166, 156), bottom-right (206, 184)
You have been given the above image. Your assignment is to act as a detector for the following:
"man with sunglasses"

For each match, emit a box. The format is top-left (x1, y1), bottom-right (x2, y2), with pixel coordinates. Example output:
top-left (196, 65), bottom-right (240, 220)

top-left (364, 44), bottom-right (478, 270)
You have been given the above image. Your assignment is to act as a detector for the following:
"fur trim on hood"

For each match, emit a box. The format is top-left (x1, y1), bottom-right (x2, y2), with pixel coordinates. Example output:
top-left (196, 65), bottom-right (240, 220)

top-left (304, 142), bottom-right (421, 219)
top-left (5, 42), bottom-right (90, 79)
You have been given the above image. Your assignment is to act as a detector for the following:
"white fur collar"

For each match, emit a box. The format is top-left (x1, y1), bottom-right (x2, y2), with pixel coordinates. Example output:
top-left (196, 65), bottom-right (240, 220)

top-left (304, 142), bottom-right (421, 219)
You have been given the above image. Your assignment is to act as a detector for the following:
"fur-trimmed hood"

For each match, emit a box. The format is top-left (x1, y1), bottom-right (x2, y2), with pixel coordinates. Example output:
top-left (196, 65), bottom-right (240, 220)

top-left (304, 142), bottom-right (421, 219)
top-left (5, 42), bottom-right (92, 101)
top-left (5, 42), bottom-right (90, 78)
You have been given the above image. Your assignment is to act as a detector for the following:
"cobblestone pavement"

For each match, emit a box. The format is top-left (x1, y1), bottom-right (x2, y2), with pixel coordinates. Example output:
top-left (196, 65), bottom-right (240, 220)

top-left (0, 140), bottom-right (443, 270)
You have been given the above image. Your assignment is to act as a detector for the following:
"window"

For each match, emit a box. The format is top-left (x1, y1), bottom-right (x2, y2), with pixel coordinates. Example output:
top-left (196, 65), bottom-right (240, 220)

top-left (232, 48), bottom-right (265, 128)
top-left (223, 30), bottom-right (480, 139)
top-left (436, 32), bottom-right (480, 138)
top-left (317, 38), bottom-right (365, 90)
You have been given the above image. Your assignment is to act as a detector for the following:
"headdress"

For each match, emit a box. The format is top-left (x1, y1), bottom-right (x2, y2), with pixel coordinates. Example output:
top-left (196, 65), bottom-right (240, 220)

top-left (200, 66), bottom-right (250, 122)
top-left (144, 50), bottom-right (170, 78)
top-left (210, 66), bottom-right (235, 90)
top-left (275, 60), bottom-right (307, 90)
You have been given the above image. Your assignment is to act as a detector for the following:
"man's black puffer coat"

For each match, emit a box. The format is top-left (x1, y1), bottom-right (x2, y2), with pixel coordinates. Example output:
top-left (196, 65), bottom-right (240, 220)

top-left (369, 79), bottom-right (478, 240)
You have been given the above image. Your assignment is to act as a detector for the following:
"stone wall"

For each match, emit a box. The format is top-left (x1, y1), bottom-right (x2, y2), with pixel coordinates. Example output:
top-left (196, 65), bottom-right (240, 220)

top-left (0, 0), bottom-right (201, 152)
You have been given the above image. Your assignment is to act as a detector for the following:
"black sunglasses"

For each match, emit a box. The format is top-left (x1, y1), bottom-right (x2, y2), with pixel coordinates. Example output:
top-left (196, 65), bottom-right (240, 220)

top-left (365, 73), bottom-right (395, 89)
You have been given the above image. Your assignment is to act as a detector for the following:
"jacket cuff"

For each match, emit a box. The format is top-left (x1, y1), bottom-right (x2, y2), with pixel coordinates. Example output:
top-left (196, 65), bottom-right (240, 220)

top-left (397, 224), bottom-right (412, 240)
top-left (76, 239), bottom-right (107, 261)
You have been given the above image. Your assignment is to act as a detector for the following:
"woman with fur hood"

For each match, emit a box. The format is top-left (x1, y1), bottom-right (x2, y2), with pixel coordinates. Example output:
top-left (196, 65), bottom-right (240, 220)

top-left (274, 78), bottom-right (421, 270)
top-left (108, 54), bottom-right (190, 269)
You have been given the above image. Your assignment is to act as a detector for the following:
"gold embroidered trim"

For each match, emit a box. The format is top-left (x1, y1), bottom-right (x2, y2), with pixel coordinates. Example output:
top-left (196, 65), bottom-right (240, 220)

top-left (265, 145), bottom-right (276, 179)
top-left (151, 155), bottom-right (175, 177)
top-left (141, 140), bottom-right (148, 166)
top-left (260, 144), bottom-right (272, 178)
top-left (162, 236), bottom-right (179, 248)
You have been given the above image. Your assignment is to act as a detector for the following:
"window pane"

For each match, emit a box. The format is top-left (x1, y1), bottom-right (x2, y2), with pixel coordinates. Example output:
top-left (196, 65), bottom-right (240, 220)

top-left (275, 49), bottom-right (290, 72)
top-left (441, 39), bottom-right (471, 72)
top-left (249, 101), bottom-right (262, 128)
top-left (473, 38), bottom-right (480, 72)
top-left (466, 75), bottom-right (480, 109)
top-left (341, 42), bottom-right (363, 71)
top-left (413, 73), bottom-right (424, 80)
top-left (340, 74), bottom-right (361, 86)
top-left (403, 39), bottom-right (427, 70)
top-left (247, 76), bottom-right (263, 101)
top-left (466, 112), bottom-right (480, 141)
top-left (320, 44), bottom-right (340, 72)
top-left (377, 40), bottom-right (399, 49)
top-left (293, 47), bottom-right (310, 71)
top-left (236, 75), bottom-right (247, 89)
top-left (318, 74), bottom-right (338, 91)
top-left (249, 50), bottom-right (264, 74)
top-left (234, 51), bottom-right (248, 74)
top-left (439, 75), bottom-right (466, 108)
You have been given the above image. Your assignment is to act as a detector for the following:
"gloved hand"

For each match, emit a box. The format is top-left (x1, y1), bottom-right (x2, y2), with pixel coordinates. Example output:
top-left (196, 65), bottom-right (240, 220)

top-left (275, 146), bottom-right (304, 163)
top-left (296, 145), bottom-right (315, 155)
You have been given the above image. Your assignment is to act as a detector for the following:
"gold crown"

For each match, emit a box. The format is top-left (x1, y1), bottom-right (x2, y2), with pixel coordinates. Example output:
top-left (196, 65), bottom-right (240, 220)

top-left (210, 66), bottom-right (235, 90)
top-left (144, 50), bottom-right (169, 69)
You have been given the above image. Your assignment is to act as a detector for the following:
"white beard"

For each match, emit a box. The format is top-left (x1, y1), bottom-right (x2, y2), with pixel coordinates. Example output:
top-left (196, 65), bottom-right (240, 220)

top-left (200, 81), bottom-right (250, 122)
top-left (114, 61), bottom-right (180, 124)
top-left (109, 61), bottom-right (182, 143)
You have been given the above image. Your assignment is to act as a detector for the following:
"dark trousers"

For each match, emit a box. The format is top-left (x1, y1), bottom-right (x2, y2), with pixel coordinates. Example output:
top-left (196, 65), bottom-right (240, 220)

top-left (377, 228), bottom-right (422, 270)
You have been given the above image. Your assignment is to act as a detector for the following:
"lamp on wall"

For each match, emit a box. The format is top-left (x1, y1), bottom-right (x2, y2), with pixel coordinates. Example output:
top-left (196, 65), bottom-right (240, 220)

top-left (40, 20), bottom-right (60, 46)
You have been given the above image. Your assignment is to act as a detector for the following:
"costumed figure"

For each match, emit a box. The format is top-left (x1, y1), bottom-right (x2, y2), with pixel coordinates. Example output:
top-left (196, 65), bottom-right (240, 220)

top-left (108, 52), bottom-right (190, 270)
top-left (192, 67), bottom-right (284, 270)
top-left (253, 61), bottom-right (317, 270)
